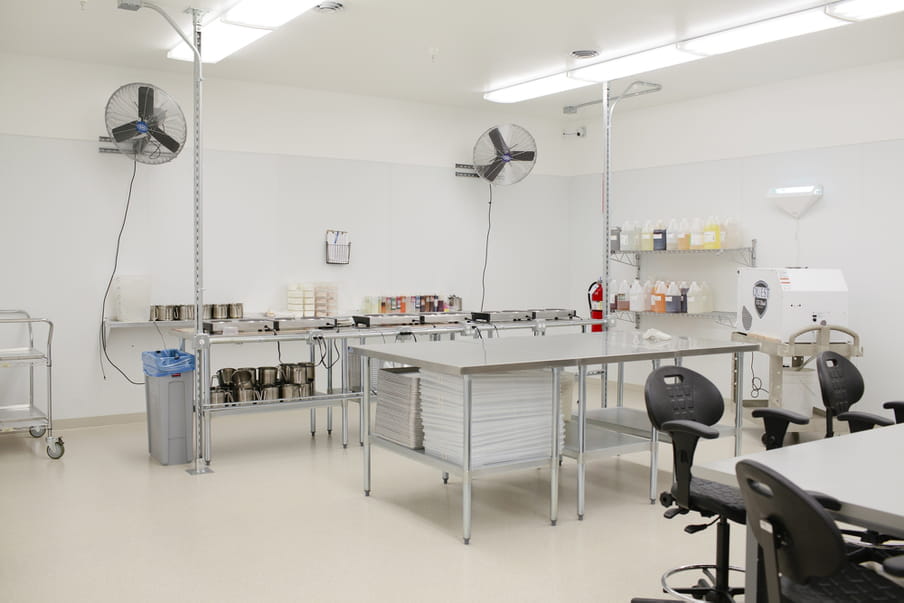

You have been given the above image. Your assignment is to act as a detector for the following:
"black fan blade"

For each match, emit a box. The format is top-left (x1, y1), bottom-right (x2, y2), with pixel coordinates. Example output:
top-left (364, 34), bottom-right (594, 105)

top-left (111, 121), bottom-right (141, 142)
top-left (138, 86), bottom-right (155, 122)
top-left (148, 127), bottom-right (180, 153)
top-left (479, 159), bottom-right (506, 182)
top-left (509, 150), bottom-right (535, 162)
top-left (488, 128), bottom-right (509, 156)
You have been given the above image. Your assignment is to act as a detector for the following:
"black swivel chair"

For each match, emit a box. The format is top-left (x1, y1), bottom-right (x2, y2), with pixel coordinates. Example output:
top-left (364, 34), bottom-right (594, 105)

top-left (816, 351), bottom-right (898, 436)
top-left (735, 459), bottom-right (904, 602)
top-left (641, 365), bottom-right (747, 601)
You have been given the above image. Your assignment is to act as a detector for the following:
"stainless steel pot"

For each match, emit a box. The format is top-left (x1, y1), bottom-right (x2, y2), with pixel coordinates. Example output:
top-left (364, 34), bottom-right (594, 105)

top-left (149, 305), bottom-right (161, 321)
top-left (234, 387), bottom-right (259, 403)
top-left (232, 369), bottom-right (254, 389)
top-left (285, 364), bottom-right (306, 385)
top-left (203, 304), bottom-right (214, 319)
top-left (278, 363), bottom-right (297, 383)
top-left (179, 304), bottom-right (195, 320)
top-left (210, 388), bottom-right (233, 406)
top-left (228, 303), bottom-right (244, 319)
top-left (300, 361), bottom-right (316, 384)
top-left (212, 304), bottom-right (229, 319)
top-left (257, 366), bottom-right (278, 386)
top-left (162, 305), bottom-right (177, 320)
top-left (217, 368), bottom-right (236, 388)
top-left (301, 383), bottom-right (314, 397)
top-left (260, 385), bottom-right (280, 401)
top-left (279, 383), bottom-right (301, 399)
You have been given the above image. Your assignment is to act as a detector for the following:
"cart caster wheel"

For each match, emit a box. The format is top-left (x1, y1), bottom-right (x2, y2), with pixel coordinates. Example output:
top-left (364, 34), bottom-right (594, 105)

top-left (551, 519), bottom-right (557, 527)
top-left (328, 429), bottom-right (332, 435)
top-left (29, 426), bottom-right (47, 438)
top-left (578, 514), bottom-right (584, 521)
top-left (343, 444), bottom-right (348, 449)
top-left (463, 538), bottom-right (470, 545)
top-left (47, 441), bottom-right (64, 459)
top-left (443, 477), bottom-right (449, 484)
top-left (364, 490), bottom-right (370, 497)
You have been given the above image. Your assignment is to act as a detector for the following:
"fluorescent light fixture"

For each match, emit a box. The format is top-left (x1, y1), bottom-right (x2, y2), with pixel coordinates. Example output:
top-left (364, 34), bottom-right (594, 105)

top-left (168, 19), bottom-right (270, 63)
top-left (483, 73), bottom-right (593, 103)
top-left (223, 0), bottom-right (321, 28)
top-left (825, 0), bottom-right (904, 21)
top-left (678, 7), bottom-right (846, 56)
top-left (567, 44), bottom-right (701, 83)
top-left (768, 184), bottom-right (823, 218)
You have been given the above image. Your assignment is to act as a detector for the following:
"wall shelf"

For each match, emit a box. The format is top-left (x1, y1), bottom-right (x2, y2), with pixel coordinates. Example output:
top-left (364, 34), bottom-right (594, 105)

top-left (610, 242), bottom-right (757, 268)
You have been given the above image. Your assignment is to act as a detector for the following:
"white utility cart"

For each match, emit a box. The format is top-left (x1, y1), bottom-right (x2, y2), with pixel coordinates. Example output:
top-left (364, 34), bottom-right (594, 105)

top-left (0, 310), bottom-right (64, 458)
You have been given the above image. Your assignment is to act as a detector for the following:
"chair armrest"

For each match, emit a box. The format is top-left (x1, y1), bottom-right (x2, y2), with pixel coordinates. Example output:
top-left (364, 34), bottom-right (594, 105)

top-left (837, 410), bottom-right (894, 432)
top-left (882, 401), bottom-right (904, 424)
top-left (883, 555), bottom-right (904, 577)
top-left (805, 490), bottom-right (841, 511)
top-left (660, 419), bottom-right (719, 439)
top-left (752, 408), bottom-right (809, 425)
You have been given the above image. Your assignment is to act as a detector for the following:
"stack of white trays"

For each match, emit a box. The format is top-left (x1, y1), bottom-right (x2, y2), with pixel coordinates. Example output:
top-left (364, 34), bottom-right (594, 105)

top-left (374, 367), bottom-right (423, 449)
top-left (419, 370), bottom-right (565, 469)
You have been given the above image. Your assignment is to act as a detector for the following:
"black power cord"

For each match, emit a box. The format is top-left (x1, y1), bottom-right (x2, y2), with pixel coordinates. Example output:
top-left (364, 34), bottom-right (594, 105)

top-left (480, 183), bottom-right (493, 311)
top-left (99, 159), bottom-right (144, 386)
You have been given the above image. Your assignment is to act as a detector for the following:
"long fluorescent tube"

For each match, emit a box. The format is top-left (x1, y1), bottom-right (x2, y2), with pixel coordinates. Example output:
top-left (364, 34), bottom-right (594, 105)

top-left (825, 0), bottom-right (904, 21)
top-left (678, 7), bottom-right (846, 57)
top-left (483, 73), bottom-right (593, 103)
top-left (567, 44), bottom-right (701, 83)
top-left (168, 19), bottom-right (270, 63)
top-left (223, 0), bottom-right (321, 28)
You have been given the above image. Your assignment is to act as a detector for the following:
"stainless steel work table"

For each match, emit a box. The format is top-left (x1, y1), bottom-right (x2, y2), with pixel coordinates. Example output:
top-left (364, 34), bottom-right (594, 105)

top-left (351, 331), bottom-right (758, 543)
top-left (696, 423), bottom-right (904, 600)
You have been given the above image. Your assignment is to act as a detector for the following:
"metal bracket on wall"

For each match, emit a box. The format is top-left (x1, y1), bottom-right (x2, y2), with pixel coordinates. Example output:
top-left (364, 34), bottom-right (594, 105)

top-left (454, 163), bottom-right (479, 178)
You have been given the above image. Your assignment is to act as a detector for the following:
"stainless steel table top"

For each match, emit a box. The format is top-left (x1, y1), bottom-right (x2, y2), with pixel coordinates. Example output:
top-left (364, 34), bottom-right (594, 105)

top-left (696, 423), bottom-right (904, 537)
top-left (350, 331), bottom-right (758, 376)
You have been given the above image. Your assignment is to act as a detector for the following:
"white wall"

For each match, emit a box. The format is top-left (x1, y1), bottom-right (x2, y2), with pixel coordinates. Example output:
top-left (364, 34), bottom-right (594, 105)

top-left (0, 52), bottom-right (574, 420)
top-left (567, 59), bottom-right (904, 416)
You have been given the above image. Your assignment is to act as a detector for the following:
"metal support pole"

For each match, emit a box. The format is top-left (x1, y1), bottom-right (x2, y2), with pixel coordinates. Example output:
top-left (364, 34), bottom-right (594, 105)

top-left (359, 336), bottom-right (366, 445)
top-left (550, 367), bottom-right (561, 526)
top-left (577, 364), bottom-right (587, 519)
top-left (363, 356), bottom-right (372, 496)
top-left (462, 374), bottom-right (472, 544)
top-left (310, 339), bottom-right (317, 436)
top-left (616, 362), bottom-right (625, 408)
top-left (734, 352), bottom-right (745, 456)
top-left (341, 336), bottom-right (349, 448)
top-left (649, 427), bottom-right (659, 504)
top-left (327, 340), bottom-right (333, 435)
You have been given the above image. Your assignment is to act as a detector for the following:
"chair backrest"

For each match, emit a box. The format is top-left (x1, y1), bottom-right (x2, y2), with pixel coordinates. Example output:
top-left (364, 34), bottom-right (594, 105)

top-left (644, 365), bottom-right (724, 430)
top-left (816, 351), bottom-right (864, 414)
top-left (735, 459), bottom-right (847, 601)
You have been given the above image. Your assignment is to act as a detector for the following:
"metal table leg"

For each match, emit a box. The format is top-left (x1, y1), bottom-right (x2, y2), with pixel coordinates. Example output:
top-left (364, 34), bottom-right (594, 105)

top-left (600, 365), bottom-right (608, 408)
top-left (363, 356), bottom-right (372, 496)
top-left (550, 367), bottom-right (561, 527)
top-left (310, 341), bottom-right (317, 436)
top-left (577, 364), bottom-right (587, 519)
top-left (649, 427), bottom-right (659, 504)
top-left (359, 336), bottom-right (366, 446)
top-left (462, 374), bottom-right (472, 544)
top-left (341, 337), bottom-right (349, 448)
top-left (327, 341), bottom-right (333, 435)
top-left (734, 351), bottom-right (745, 456)
top-left (616, 362), bottom-right (624, 407)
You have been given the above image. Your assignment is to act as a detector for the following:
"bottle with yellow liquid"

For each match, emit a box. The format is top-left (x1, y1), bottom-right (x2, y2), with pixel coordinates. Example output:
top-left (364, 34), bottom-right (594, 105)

top-left (703, 216), bottom-right (721, 250)
top-left (640, 220), bottom-right (654, 251)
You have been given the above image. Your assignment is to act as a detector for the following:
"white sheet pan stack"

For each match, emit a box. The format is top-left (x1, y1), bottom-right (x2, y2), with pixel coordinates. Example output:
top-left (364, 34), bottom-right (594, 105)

top-left (419, 370), bottom-right (565, 468)
top-left (374, 367), bottom-right (423, 449)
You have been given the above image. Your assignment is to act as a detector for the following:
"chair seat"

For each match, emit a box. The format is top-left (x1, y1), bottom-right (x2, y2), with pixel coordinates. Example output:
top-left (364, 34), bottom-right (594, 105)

top-left (782, 561), bottom-right (904, 602)
top-left (680, 477), bottom-right (746, 524)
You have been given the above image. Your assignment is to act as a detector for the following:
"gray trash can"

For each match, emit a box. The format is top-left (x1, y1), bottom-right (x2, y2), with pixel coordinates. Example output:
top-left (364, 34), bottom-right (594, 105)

top-left (142, 350), bottom-right (195, 465)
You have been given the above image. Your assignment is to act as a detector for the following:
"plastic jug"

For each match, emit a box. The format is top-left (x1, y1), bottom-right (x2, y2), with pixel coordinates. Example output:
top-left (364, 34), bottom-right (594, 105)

top-left (652, 281), bottom-right (668, 313)
top-left (704, 216), bottom-right (721, 250)
top-left (616, 280), bottom-right (630, 311)
top-left (609, 278), bottom-right (618, 311)
top-left (642, 281), bottom-right (654, 311)
top-left (619, 221), bottom-right (635, 251)
top-left (610, 226), bottom-right (621, 252)
top-left (701, 281), bottom-right (715, 312)
top-left (677, 218), bottom-right (691, 250)
top-left (690, 217), bottom-right (705, 250)
top-left (640, 220), bottom-right (654, 251)
top-left (686, 281), bottom-right (704, 314)
top-left (665, 281), bottom-right (683, 313)
top-left (653, 219), bottom-right (667, 251)
top-left (722, 217), bottom-right (739, 249)
top-left (679, 281), bottom-right (689, 313)
top-left (666, 219), bottom-right (678, 250)
top-left (629, 280), bottom-right (645, 312)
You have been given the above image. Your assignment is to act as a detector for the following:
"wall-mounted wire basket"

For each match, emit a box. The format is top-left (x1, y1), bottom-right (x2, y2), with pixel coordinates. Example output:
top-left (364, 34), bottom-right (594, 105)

top-left (325, 229), bottom-right (350, 264)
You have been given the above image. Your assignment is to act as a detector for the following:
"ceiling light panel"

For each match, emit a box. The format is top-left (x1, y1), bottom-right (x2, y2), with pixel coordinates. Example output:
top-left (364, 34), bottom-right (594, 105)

top-left (567, 45), bottom-right (701, 83)
top-left (224, 0), bottom-right (322, 28)
top-left (825, 0), bottom-right (904, 21)
top-left (168, 19), bottom-right (270, 63)
top-left (678, 7), bottom-right (847, 57)
top-left (483, 73), bottom-right (593, 103)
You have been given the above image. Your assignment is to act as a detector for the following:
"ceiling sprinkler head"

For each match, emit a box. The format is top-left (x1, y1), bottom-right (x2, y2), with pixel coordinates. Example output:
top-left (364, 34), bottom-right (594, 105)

top-left (570, 49), bottom-right (599, 60)
top-left (316, 2), bottom-right (344, 13)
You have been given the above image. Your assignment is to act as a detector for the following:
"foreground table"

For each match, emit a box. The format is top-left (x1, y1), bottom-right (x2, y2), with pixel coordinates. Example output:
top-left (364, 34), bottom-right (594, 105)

top-left (352, 331), bottom-right (757, 543)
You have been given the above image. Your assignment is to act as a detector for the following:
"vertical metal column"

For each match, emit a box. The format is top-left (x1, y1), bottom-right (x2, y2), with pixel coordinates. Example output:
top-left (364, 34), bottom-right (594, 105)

top-left (462, 374), bottom-right (472, 544)
top-left (577, 364), bottom-right (587, 519)
top-left (734, 352), bottom-right (745, 456)
top-left (203, 346), bottom-right (211, 463)
top-left (309, 339), bottom-right (316, 435)
top-left (359, 336), bottom-right (366, 445)
top-left (649, 427), bottom-right (659, 504)
top-left (363, 355), bottom-right (372, 496)
top-left (616, 362), bottom-right (625, 407)
top-left (326, 340), bottom-right (333, 435)
top-left (600, 81), bottom-right (611, 410)
top-left (341, 336), bottom-right (349, 448)
top-left (550, 367), bottom-right (561, 526)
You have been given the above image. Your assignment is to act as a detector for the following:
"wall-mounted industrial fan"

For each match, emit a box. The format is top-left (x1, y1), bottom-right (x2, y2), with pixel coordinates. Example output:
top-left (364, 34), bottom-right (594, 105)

top-left (473, 124), bottom-right (537, 185)
top-left (104, 83), bottom-right (186, 164)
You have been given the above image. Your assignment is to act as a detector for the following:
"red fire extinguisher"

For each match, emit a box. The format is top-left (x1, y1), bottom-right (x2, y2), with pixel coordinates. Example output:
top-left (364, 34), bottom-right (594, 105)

top-left (587, 279), bottom-right (605, 333)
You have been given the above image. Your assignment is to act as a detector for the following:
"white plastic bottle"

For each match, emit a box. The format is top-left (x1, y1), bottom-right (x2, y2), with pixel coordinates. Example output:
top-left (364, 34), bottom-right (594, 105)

top-left (690, 217), bottom-right (705, 250)
top-left (642, 280), bottom-right (654, 311)
top-left (701, 281), bottom-right (715, 313)
top-left (722, 217), bottom-right (739, 249)
top-left (666, 218), bottom-right (678, 250)
top-left (616, 280), bottom-right (630, 311)
top-left (640, 220), bottom-right (654, 251)
top-left (686, 281), bottom-right (704, 314)
top-left (665, 281), bottom-right (683, 313)
top-left (619, 221), bottom-right (634, 251)
top-left (629, 279), bottom-right (645, 312)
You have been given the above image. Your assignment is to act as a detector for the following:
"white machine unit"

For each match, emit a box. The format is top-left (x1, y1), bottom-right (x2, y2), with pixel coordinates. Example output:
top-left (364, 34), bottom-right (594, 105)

top-left (736, 268), bottom-right (848, 342)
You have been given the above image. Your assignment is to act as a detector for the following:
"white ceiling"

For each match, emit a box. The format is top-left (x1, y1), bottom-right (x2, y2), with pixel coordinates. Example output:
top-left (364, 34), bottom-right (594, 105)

top-left (2, 0), bottom-right (904, 116)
